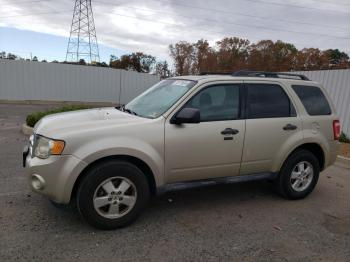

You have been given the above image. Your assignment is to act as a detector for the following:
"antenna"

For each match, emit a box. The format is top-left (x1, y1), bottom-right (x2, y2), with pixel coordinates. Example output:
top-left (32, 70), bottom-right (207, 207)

top-left (66, 0), bottom-right (100, 63)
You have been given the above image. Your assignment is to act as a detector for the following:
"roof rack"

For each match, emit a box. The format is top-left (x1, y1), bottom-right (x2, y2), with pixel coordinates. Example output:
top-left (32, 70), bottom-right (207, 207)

top-left (232, 70), bottom-right (310, 80)
top-left (200, 71), bottom-right (232, 75)
top-left (200, 70), bottom-right (310, 81)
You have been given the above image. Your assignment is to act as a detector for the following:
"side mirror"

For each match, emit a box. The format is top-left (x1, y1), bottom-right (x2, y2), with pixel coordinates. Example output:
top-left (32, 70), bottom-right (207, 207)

top-left (171, 108), bottom-right (200, 124)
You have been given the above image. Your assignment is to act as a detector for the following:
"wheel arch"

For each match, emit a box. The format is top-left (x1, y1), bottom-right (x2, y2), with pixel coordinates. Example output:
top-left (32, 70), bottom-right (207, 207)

top-left (281, 143), bottom-right (325, 171)
top-left (70, 155), bottom-right (157, 202)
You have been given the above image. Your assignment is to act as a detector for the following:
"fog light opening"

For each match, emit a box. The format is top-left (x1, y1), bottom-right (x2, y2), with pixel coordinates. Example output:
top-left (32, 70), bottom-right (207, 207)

top-left (31, 174), bottom-right (45, 190)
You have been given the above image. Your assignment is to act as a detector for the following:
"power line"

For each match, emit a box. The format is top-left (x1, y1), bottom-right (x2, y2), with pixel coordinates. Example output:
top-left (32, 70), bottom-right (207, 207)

top-left (1, 0), bottom-right (349, 42)
top-left (1, 6), bottom-right (349, 42)
top-left (102, 11), bottom-right (350, 42)
top-left (243, 0), bottom-right (350, 13)
top-left (6, 0), bottom-right (350, 9)
top-left (146, 0), bottom-right (350, 14)
top-left (97, 0), bottom-right (350, 32)
top-left (3, 0), bottom-right (350, 32)
top-left (1, 0), bottom-right (51, 4)
top-left (0, 10), bottom-right (294, 49)
top-left (94, 0), bottom-right (350, 40)
top-left (0, 9), bottom-right (71, 18)
top-left (315, 0), bottom-right (350, 6)
top-left (100, 14), bottom-right (314, 48)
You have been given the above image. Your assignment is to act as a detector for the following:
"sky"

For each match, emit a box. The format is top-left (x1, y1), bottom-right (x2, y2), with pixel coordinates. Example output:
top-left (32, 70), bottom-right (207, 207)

top-left (0, 0), bottom-right (349, 64)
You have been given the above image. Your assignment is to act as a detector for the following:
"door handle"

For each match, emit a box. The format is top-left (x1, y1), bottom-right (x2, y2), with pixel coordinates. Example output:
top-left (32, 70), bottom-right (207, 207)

top-left (221, 128), bottom-right (239, 135)
top-left (283, 123), bottom-right (297, 131)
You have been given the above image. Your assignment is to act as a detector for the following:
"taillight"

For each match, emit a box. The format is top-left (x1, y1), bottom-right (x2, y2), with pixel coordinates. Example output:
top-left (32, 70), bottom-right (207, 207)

top-left (333, 120), bottom-right (340, 140)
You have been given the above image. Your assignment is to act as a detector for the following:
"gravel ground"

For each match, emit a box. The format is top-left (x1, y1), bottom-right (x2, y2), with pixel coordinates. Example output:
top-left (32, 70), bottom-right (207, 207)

top-left (0, 103), bottom-right (350, 262)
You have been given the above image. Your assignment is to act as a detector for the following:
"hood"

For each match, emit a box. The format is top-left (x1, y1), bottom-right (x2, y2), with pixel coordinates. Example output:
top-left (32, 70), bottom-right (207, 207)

top-left (34, 107), bottom-right (145, 138)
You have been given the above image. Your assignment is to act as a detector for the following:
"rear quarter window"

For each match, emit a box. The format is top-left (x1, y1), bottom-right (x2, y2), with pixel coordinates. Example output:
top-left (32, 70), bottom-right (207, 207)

top-left (291, 85), bottom-right (331, 115)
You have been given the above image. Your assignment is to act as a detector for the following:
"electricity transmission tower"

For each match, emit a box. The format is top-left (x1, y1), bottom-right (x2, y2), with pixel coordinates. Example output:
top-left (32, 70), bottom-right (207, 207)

top-left (66, 0), bottom-right (100, 63)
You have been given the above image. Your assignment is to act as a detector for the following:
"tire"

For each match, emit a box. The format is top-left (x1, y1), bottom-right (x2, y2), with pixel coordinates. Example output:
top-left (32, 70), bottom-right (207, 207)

top-left (275, 149), bottom-right (320, 199)
top-left (76, 160), bottom-right (150, 230)
top-left (49, 199), bottom-right (74, 210)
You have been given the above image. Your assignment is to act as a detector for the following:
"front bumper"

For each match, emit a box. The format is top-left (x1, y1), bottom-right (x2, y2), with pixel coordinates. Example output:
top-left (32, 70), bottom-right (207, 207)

top-left (24, 152), bottom-right (87, 204)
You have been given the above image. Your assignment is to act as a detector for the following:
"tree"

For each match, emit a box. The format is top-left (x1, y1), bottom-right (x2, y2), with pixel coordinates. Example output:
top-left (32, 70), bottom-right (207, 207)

top-left (155, 60), bottom-right (171, 79)
top-left (193, 39), bottom-right (217, 74)
top-left (109, 55), bottom-right (117, 66)
top-left (216, 37), bottom-right (250, 71)
top-left (130, 52), bottom-right (156, 73)
top-left (78, 59), bottom-right (86, 65)
top-left (0, 51), bottom-right (6, 59)
top-left (110, 52), bottom-right (156, 73)
top-left (327, 49), bottom-right (349, 65)
top-left (169, 41), bottom-right (195, 75)
top-left (248, 40), bottom-right (297, 71)
top-left (32, 56), bottom-right (38, 62)
top-left (95, 62), bottom-right (109, 67)
top-left (169, 37), bottom-right (349, 74)
top-left (294, 48), bottom-right (330, 70)
top-left (7, 53), bottom-right (17, 60)
top-left (110, 55), bottom-right (130, 70)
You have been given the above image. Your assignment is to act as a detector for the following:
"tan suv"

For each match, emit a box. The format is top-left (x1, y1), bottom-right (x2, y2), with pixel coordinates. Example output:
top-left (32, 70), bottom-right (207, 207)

top-left (23, 71), bottom-right (340, 229)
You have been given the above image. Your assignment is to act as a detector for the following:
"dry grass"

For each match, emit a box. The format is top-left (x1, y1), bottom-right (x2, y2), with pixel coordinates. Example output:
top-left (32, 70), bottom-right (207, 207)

top-left (338, 143), bottom-right (350, 158)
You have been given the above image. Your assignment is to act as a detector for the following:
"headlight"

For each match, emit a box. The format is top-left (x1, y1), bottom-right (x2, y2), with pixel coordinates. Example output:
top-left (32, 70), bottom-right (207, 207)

top-left (32, 135), bottom-right (65, 159)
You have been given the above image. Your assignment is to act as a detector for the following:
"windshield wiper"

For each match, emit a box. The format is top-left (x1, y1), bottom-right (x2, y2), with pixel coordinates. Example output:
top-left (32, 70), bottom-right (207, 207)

top-left (125, 108), bottom-right (138, 116)
top-left (122, 105), bottom-right (139, 116)
top-left (117, 104), bottom-right (139, 116)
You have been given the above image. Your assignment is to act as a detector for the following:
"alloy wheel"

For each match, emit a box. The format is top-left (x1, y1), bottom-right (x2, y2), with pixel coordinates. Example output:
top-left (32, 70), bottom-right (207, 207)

top-left (93, 176), bottom-right (137, 219)
top-left (290, 161), bottom-right (314, 192)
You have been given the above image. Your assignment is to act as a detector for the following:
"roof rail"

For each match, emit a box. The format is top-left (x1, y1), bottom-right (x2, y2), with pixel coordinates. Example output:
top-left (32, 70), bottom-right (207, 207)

top-left (200, 70), bottom-right (310, 81)
top-left (232, 70), bottom-right (310, 80)
top-left (200, 71), bottom-right (232, 75)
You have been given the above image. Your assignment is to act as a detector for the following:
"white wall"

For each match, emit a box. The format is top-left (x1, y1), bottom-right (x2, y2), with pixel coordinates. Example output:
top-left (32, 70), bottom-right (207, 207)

top-left (0, 59), bottom-right (160, 105)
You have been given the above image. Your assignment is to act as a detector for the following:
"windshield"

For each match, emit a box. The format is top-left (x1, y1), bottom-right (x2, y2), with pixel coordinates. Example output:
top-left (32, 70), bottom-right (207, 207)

top-left (125, 79), bottom-right (196, 118)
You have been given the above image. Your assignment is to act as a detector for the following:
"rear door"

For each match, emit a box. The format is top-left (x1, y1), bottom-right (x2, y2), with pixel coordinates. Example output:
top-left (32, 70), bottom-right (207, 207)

top-left (240, 81), bottom-right (303, 175)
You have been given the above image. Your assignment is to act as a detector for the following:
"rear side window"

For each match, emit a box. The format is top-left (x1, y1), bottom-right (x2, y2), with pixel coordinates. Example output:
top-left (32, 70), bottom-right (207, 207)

top-left (292, 85), bottom-right (331, 115)
top-left (246, 84), bottom-right (295, 119)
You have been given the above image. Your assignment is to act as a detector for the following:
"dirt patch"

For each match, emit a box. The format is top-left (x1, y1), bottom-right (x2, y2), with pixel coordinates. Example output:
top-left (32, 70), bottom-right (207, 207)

top-left (338, 143), bottom-right (350, 158)
top-left (323, 213), bottom-right (350, 236)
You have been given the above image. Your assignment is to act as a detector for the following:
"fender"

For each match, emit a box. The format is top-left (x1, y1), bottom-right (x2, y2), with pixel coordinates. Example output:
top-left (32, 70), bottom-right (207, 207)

top-left (57, 136), bottom-right (164, 203)
top-left (273, 136), bottom-right (328, 172)
top-left (72, 136), bottom-right (164, 187)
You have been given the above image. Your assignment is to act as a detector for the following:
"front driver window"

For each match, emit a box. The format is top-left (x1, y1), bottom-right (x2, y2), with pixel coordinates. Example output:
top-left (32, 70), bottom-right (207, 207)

top-left (184, 84), bottom-right (240, 122)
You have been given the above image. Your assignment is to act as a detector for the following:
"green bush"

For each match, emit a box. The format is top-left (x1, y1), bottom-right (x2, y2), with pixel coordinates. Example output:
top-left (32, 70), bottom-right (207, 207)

top-left (339, 132), bottom-right (350, 143)
top-left (26, 105), bottom-right (91, 127)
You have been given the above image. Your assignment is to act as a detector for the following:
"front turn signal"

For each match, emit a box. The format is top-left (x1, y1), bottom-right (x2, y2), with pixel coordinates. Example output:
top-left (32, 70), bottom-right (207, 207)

top-left (50, 140), bottom-right (65, 155)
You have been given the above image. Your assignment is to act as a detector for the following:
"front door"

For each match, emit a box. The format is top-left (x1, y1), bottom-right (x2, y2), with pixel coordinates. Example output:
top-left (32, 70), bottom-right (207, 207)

top-left (164, 83), bottom-right (245, 183)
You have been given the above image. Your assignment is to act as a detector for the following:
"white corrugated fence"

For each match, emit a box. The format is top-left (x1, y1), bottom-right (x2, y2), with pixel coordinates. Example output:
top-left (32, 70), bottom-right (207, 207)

top-left (0, 59), bottom-right (160, 105)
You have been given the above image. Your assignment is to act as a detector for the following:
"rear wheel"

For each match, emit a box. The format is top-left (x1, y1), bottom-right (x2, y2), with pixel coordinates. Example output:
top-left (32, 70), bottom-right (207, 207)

top-left (77, 160), bottom-right (150, 230)
top-left (275, 149), bottom-right (320, 199)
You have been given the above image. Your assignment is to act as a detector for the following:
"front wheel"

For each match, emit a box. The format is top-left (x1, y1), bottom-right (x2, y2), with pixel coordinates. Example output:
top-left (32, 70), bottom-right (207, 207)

top-left (275, 149), bottom-right (320, 199)
top-left (77, 160), bottom-right (150, 230)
